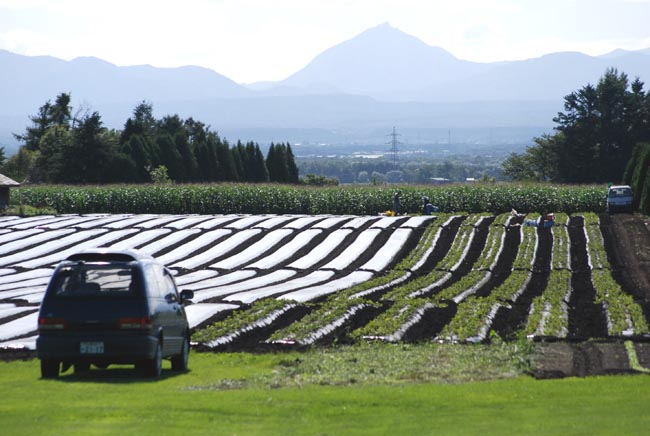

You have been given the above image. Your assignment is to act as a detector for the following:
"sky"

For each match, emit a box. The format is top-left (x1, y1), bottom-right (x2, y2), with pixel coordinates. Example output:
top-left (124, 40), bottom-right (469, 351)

top-left (1, 0), bottom-right (650, 84)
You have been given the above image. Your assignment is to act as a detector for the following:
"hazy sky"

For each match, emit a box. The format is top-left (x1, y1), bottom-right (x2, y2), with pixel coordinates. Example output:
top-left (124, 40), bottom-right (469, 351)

top-left (1, 0), bottom-right (649, 84)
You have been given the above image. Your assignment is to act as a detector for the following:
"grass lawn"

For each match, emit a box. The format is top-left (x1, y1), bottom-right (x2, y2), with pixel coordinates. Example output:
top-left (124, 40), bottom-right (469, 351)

top-left (1, 343), bottom-right (649, 435)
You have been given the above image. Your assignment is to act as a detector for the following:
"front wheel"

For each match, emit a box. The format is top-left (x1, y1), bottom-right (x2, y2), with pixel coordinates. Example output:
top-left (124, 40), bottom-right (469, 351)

top-left (41, 359), bottom-right (60, 378)
top-left (171, 337), bottom-right (189, 371)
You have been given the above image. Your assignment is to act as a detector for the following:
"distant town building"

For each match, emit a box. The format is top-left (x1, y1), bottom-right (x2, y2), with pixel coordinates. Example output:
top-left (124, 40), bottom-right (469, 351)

top-left (429, 177), bottom-right (451, 185)
top-left (0, 173), bottom-right (20, 209)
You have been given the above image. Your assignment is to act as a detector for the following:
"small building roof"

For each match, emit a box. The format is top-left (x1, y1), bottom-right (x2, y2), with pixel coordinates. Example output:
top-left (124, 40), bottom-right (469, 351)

top-left (0, 173), bottom-right (20, 187)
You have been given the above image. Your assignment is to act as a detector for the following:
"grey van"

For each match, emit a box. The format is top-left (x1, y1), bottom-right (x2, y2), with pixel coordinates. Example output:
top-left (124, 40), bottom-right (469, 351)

top-left (606, 185), bottom-right (633, 213)
top-left (37, 249), bottom-right (193, 378)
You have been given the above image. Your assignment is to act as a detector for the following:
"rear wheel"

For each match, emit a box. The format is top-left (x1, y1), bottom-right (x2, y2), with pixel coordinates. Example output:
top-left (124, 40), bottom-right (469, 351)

top-left (171, 337), bottom-right (189, 371)
top-left (143, 342), bottom-right (162, 378)
top-left (41, 359), bottom-right (60, 378)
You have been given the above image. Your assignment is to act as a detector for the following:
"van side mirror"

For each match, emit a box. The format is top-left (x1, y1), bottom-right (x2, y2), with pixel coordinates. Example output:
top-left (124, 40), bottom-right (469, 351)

top-left (180, 289), bottom-right (194, 303)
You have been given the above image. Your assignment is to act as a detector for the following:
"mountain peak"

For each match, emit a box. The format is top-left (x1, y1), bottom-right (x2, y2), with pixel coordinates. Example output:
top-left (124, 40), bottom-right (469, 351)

top-left (279, 23), bottom-right (464, 97)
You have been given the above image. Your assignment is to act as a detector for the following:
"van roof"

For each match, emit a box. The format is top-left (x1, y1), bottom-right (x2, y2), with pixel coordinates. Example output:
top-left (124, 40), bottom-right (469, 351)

top-left (65, 248), bottom-right (155, 263)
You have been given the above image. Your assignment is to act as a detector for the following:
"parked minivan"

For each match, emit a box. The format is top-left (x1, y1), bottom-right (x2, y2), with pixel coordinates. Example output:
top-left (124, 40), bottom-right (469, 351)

top-left (606, 185), bottom-right (633, 213)
top-left (37, 249), bottom-right (193, 378)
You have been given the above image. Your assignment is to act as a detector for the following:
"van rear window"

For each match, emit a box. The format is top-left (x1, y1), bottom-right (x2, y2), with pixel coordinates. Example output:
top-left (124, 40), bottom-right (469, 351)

top-left (51, 263), bottom-right (140, 298)
top-left (609, 188), bottom-right (632, 197)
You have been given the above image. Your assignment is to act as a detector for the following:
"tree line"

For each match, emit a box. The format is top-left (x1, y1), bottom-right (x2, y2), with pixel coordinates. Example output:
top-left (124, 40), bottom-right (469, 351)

top-left (503, 68), bottom-right (650, 184)
top-left (0, 93), bottom-right (299, 185)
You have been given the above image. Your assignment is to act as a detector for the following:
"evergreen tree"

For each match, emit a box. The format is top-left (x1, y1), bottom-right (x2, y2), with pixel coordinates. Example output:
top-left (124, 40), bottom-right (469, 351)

top-left (286, 143), bottom-right (299, 183)
top-left (175, 131), bottom-right (198, 182)
top-left (231, 142), bottom-right (244, 181)
top-left (252, 143), bottom-right (269, 182)
top-left (157, 133), bottom-right (183, 181)
top-left (266, 143), bottom-right (277, 182)
top-left (14, 92), bottom-right (72, 152)
top-left (504, 69), bottom-right (650, 183)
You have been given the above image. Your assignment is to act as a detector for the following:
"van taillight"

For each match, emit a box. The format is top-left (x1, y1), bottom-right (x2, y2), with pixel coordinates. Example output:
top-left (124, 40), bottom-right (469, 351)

top-left (38, 317), bottom-right (67, 330)
top-left (117, 317), bottom-right (153, 330)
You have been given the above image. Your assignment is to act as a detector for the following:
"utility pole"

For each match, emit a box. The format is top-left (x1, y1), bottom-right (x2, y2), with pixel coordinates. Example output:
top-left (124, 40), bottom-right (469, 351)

top-left (386, 126), bottom-right (401, 166)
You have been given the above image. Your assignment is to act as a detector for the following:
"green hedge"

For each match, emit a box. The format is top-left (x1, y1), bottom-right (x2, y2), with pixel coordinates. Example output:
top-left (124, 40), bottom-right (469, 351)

top-left (11, 183), bottom-right (606, 215)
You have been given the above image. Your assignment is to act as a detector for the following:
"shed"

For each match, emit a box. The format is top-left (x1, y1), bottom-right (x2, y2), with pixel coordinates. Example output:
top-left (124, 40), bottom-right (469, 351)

top-left (0, 173), bottom-right (20, 209)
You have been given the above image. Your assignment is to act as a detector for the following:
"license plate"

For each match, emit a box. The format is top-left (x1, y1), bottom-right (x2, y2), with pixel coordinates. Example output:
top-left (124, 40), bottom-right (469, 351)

top-left (80, 342), bottom-right (104, 354)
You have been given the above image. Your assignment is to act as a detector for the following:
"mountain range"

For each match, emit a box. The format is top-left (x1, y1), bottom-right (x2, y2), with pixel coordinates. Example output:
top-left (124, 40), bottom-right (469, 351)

top-left (1, 23), bottom-right (649, 154)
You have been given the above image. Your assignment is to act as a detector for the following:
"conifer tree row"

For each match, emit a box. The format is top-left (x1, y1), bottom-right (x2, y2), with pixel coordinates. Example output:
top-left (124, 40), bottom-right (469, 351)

top-left (4, 96), bottom-right (299, 185)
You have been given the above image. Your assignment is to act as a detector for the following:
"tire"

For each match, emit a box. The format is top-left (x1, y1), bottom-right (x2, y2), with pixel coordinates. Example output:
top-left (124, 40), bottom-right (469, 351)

top-left (143, 342), bottom-right (162, 378)
top-left (171, 337), bottom-right (189, 371)
top-left (41, 359), bottom-right (60, 378)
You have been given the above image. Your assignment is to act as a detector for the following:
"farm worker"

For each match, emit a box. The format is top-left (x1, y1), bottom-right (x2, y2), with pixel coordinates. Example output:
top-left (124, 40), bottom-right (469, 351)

top-left (423, 197), bottom-right (438, 215)
top-left (543, 213), bottom-right (555, 228)
top-left (393, 192), bottom-right (401, 215)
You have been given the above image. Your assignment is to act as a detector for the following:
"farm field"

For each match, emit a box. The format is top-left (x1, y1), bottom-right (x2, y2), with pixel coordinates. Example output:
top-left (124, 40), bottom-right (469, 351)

top-left (1, 211), bottom-right (649, 362)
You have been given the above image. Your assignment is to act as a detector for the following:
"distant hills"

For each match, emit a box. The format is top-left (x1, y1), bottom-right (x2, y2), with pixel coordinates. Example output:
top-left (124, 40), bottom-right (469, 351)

top-left (1, 23), bottom-right (649, 155)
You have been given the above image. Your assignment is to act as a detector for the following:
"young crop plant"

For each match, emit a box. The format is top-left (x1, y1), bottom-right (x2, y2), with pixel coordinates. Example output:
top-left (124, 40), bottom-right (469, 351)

top-left (582, 212), bottom-right (609, 269)
top-left (592, 269), bottom-right (649, 336)
top-left (472, 213), bottom-right (510, 271)
top-left (192, 298), bottom-right (304, 347)
top-left (511, 213), bottom-right (540, 270)
top-left (523, 212), bottom-right (571, 338)
top-left (525, 270), bottom-right (572, 338)
top-left (551, 213), bottom-right (570, 270)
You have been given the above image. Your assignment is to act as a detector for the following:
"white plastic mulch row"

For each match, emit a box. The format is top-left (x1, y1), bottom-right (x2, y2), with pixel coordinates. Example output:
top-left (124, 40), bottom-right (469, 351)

top-left (0, 269), bottom-right (53, 285)
top-left (16, 229), bottom-right (139, 269)
top-left (172, 229), bottom-right (261, 269)
top-left (0, 286), bottom-right (47, 301)
top-left (247, 229), bottom-right (323, 269)
top-left (321, 229), bottom-right (382, 270)
top-left (0, 269), bottom-right (15, 276)
top-left (211, 229), bottom-right (294, 270)
top-left (0, 229), bottom-right (74, 256)
top-left (137, 229), bottom-right (202, 257)
top-left (0, 229), bottom-right (108, 268)
top-left (0, 311), bottom-right (38, 341)
top-left (224, 270), bottom-right (336, 304)
top-left (360, 228), bottom-right (412, 272)
top-left (163, 215), bottom-right (216, 230)
top-left (36, 215), bottom-right (108, 229)
top-left (0, 215), bottom-right (55, 229)
top-left (0, 305), bottom-right (36, 320)
top-left (0, 276), bottom-right (50, 291)
top-left (74, 214), bottom-right (133, 229)
top-left (156, 229), bottom-right (232, 266)
top-left (181, 270), bottom-right (257, 292)
top-left (189, 215), bottom-right (238, 230)
top-left (0, 229), bottom-right (44, 243)
top-left (184, 303), bottom-right (240, 328)
top-left (193, 269), bottom-right (299, 303)
top-left (279, 271), bottom-right (375, 302)
top-left (109, 229), bottom-right (172, 250)
top-left (287, 229), bottom-right (353, 269)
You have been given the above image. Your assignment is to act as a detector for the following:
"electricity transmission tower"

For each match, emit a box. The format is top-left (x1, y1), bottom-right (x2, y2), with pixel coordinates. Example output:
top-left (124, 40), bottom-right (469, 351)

top-left (386, 126), bottom-right (401, 166)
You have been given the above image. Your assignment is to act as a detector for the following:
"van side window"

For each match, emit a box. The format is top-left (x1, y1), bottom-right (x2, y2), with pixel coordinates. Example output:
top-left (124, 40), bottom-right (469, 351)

top-left (162, 272), bottom-right (179, 302)
top-left (143, 264), bottom-right (164, 298)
